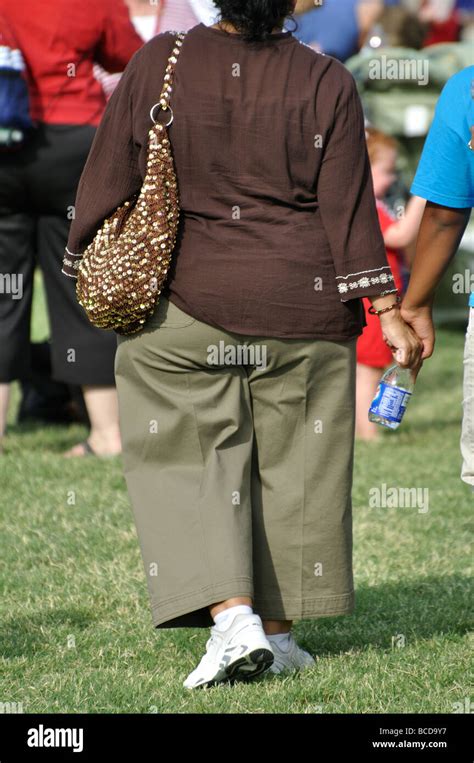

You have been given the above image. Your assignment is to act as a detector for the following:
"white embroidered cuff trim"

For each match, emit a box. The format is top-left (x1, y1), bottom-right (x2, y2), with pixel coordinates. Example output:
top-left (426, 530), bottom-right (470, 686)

top-left (61, 268), bottom-right (78, 279)
top-left (337, 271), bottom-right (394, 295)
top-left (63, 255), bottom-right (81, 268)
top-left (335, 265), bottom-right (392, 280)
top-left (65, 247), bottom-right (83, 258)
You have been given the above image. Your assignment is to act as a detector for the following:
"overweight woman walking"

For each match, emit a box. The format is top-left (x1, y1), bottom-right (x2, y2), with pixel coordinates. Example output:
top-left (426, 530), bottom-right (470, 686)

top-left (62, 0), bottom-right (423, 688)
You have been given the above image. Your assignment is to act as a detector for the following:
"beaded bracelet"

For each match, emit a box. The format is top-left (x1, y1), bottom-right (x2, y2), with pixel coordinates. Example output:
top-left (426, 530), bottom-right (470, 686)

top-left (368, 294), bottom-right (401, 315)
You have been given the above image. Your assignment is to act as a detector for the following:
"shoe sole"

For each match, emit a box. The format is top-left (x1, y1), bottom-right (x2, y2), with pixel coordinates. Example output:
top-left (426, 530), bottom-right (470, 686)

top-left (188, 647), bottom-right (275, 690)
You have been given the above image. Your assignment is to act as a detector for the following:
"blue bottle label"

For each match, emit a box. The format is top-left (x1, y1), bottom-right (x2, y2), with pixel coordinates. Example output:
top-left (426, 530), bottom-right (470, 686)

top-left (369, 382), bottom-right (412, 423)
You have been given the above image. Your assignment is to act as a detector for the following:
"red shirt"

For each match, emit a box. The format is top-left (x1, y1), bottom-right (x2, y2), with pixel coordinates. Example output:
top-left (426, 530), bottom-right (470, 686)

top-left (2, 0), bottom-right (143, 126)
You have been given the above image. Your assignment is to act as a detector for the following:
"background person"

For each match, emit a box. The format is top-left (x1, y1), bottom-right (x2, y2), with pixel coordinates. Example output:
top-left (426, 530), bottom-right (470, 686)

top-left (0, 0), bottom-right (143, 457)
top-left (290, 0), bottom-right (384, 61)
top-left (356, 128), bottom-right (426, 440)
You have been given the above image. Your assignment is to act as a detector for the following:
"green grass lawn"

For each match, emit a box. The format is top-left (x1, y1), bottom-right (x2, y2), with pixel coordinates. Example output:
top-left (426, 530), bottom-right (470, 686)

top-left (0, 273), bottom-right (472, 713)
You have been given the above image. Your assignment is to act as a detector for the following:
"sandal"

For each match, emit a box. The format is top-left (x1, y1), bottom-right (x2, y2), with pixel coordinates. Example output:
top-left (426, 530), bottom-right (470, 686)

top-left (63, 439), bottom-right (121, 458)
top-left (63, 440), bottom-right (97, 458)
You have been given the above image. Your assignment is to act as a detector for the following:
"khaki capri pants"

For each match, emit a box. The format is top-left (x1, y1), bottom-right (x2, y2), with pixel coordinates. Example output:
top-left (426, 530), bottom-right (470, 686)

top-left (114, 295), bottom-right (357, 629)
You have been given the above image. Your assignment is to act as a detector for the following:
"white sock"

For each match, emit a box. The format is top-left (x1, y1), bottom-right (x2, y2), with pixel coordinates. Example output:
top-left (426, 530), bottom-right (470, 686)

top-left (213, 604), bottom-right (253, 631)
top-left (267, 632), bottom-right (292, 651)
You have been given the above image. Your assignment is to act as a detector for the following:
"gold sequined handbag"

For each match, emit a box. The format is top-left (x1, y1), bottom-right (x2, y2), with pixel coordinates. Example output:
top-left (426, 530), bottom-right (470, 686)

top-left (75, 31), bottom-right (186, 336)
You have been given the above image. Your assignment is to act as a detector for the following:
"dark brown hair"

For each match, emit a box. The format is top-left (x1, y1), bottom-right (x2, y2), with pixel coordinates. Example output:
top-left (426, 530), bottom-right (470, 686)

top-left (213, 1), bottom-right (298, 43)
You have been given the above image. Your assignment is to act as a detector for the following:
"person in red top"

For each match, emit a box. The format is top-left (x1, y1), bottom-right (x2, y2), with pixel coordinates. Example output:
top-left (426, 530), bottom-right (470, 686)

top-left (4, 0), bottom-right (143, 127)
top-left (419, 0), bottom-right (461, 46)
top-left (356, 128), bottom-right (426, 440)
top-left (0, 1), bottom-right (142, 457)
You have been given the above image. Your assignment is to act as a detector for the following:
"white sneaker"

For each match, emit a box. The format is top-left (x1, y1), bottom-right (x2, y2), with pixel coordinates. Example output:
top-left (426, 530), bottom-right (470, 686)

top-left (268, 633), bottom-right (316, 674)
top-left (183, 612), bottom-right (274, 689)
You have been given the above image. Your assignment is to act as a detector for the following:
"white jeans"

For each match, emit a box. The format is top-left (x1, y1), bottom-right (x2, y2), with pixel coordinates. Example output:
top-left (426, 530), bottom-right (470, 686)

top-left (461, 307), bottom-right (474, 487)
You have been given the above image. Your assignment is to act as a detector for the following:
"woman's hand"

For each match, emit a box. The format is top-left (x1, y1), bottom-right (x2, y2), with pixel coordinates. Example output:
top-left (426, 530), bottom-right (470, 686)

top-left (378, 308), bottom-right (424, 375)
top-left (399, 302), bottom-right (436, 360)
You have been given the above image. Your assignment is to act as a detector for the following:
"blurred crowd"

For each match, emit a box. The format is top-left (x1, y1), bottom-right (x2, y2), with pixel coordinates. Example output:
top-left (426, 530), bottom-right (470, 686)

top-left (94, 1), bottom-right (474, 98)
top-left (291, 0), bottom-right (473, 60)
top-left (101, 1), bottom-right (474, 78)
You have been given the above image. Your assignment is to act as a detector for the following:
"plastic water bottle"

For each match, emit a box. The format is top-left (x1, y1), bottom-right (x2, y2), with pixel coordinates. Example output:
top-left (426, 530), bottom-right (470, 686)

top-left (369, 364), bottom-right (415, 429)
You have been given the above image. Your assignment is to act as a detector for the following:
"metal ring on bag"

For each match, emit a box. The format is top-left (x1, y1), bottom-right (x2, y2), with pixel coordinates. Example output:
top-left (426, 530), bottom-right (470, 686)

top-left (150, 102), bottom-right (174, 127)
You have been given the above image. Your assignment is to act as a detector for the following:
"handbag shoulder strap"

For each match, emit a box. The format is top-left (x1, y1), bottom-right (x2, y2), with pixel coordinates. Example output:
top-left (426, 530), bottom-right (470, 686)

top-left (158, 31), bottom-right (187, 112)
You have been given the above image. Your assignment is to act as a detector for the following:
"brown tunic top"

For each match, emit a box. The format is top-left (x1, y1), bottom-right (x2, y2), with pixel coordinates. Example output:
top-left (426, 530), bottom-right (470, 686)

top-left (63, 22), bottom-right (397, 340)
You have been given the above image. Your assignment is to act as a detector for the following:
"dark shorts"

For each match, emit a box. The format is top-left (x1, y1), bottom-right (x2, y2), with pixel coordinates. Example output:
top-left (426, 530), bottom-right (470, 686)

top-left (0, 122), bottom-right (117, 385)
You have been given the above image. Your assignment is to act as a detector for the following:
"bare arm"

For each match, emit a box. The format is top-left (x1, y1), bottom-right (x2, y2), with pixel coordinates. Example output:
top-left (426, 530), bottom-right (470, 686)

top-left (383, 195), bottom-right (426, 249)
top-left (403, 203), bottom-right (471, 308)
top-left (399, 202), bottom-right (472, 360)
